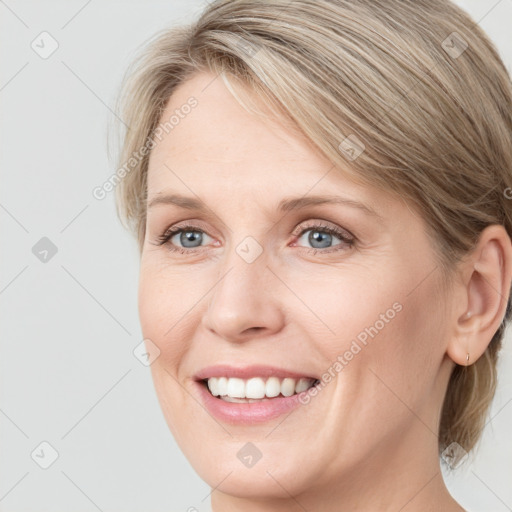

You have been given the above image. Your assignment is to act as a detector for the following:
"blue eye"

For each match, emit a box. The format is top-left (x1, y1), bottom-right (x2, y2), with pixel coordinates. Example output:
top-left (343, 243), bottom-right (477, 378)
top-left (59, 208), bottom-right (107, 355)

top-left (294, 224), bottom-right (354, 253)
top-left (156, 227), bottom-right (213, 252)
top-left (298, 228), bottom-right (342, 249)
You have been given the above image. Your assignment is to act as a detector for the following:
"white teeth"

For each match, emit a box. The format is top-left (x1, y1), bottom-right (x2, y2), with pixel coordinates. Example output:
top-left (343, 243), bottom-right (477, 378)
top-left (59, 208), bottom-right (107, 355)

top-left (206, 376), bottom-right (317, 399)
top-left (227, 377), bottom-right (245, 398)
top-left (217, 377), bottom-right (228, 396)
top-left (207, 377), bottom-right (219, 396)
top-left (295, 378), bottom-right (313, 393)
top-left (246, 377), bottom-right (266, 399)
top-left (281, 377), bottom-right (296, 397)
top-left (265, 377), bottom-right (281, 398)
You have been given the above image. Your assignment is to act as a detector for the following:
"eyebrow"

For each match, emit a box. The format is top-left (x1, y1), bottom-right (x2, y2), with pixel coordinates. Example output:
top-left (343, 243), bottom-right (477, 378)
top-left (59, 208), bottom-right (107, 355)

top-left (147, 193), bottom-right (380, 218)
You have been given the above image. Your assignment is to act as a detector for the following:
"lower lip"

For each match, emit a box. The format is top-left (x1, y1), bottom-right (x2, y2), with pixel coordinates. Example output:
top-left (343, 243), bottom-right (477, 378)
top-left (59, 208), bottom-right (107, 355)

top-left (194, 380), bottom-right (311, 425)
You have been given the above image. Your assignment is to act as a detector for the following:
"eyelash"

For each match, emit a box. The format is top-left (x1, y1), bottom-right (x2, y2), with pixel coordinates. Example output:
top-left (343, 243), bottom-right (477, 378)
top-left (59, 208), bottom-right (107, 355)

top-left (153, 221), bottom-right (355, 255)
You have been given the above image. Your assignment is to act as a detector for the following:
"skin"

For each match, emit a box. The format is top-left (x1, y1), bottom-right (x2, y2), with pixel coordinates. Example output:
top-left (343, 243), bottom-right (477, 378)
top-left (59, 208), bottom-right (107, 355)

top-left (138, 71), bottom-right (512, 511)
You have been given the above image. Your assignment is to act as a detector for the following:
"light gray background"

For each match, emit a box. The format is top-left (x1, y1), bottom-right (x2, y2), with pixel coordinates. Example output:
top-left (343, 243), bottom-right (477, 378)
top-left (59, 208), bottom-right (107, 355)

top-left (1, 1), bottom-right (511, 511)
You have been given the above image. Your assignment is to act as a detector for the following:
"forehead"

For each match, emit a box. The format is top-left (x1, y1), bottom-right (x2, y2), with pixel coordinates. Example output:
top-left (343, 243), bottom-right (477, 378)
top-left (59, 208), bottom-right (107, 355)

top-left (146, 72), bottom-right (393, 215)
top-left (150, 73), bottom-right (323, 170)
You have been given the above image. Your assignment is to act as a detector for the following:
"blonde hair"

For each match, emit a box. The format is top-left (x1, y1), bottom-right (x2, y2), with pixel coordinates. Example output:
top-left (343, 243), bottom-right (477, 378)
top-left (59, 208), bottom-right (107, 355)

top-left (113, 0), bottom-right (512, 455)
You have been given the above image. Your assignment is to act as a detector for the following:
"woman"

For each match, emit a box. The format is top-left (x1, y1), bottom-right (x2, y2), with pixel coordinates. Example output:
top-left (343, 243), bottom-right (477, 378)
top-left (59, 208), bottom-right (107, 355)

top-left (113, 1), bottom-right (512, 510)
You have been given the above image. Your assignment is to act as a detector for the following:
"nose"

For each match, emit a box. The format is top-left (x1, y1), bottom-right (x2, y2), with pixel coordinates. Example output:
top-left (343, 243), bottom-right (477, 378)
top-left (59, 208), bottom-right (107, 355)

top-left (201, 247), bottom-right (285, 342)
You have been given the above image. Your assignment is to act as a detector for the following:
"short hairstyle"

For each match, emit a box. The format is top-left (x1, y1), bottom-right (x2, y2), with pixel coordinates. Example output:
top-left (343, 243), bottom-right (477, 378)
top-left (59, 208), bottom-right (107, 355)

top-left (113, 0), bottom-right (512, 456)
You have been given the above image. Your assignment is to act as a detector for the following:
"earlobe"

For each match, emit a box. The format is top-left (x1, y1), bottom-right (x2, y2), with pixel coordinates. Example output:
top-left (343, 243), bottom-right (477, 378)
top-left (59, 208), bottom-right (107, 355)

top-left (446, 225), bottom-right (512, 367)
top-left (446, 329), bottom-right (474, 366)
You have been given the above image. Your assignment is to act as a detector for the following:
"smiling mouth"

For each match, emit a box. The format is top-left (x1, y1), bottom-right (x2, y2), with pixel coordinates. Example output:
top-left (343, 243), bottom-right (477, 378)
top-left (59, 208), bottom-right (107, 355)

top-left (200, 376), bottom-right (320, 403)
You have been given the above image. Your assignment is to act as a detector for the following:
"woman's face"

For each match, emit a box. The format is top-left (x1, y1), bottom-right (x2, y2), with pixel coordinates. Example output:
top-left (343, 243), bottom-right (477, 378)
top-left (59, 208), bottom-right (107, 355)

top-left (139, 71), bottom-right (455, 501)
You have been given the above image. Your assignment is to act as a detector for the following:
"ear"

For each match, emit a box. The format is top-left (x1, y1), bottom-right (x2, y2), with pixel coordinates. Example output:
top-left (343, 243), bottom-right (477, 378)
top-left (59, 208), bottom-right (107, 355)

top-left (446, 225), bottom-right (512, 366)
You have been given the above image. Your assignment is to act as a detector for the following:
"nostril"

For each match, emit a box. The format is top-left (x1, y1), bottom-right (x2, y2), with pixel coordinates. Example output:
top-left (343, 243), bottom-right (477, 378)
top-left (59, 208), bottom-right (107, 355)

top-left (244, 326), bottom-right (264, 335)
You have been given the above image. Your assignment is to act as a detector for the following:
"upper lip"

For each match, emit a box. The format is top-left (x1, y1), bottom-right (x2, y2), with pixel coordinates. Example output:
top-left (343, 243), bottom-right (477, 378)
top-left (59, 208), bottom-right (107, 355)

top-left (194, 364), bottom-right (318, 381)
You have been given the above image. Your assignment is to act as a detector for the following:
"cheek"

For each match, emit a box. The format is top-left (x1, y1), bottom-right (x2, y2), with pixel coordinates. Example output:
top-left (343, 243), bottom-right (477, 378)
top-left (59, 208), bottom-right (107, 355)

top-left (137, 263), bottom-right (193, 369)
top-left (335, 272), bottom-right (448, 419)
top-left (138, 266), bottom-right (166, 342)
top-left (283, 263), bottom-right (403, 357)
top-left (137, 265), bottom-right (196, 441)
top-left (378, 271), bottom-right (448, 371)
top-left (138, 257), bottom-right (199, 333)
top-left (304, 269), bottom-right (449, 457)
top-left (304, 261), bottom-right (448, 400)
